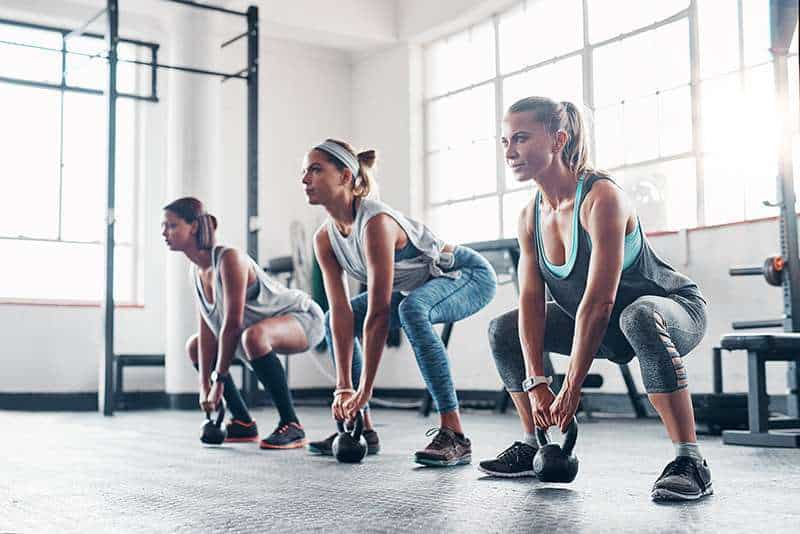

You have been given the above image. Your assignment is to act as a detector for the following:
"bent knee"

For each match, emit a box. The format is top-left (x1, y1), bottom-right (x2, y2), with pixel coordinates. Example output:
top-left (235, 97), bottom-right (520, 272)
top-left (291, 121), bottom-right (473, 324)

top-left (185, 334), bottom-right (199, 363)
top-left (240, 327), bottom-right (271, 358)
top-left (488, 310), bottom-right (517, 349)
top-left (398, 297), bottom-right (428, 324)
top-left (620, 300), bottom-right (671, 341)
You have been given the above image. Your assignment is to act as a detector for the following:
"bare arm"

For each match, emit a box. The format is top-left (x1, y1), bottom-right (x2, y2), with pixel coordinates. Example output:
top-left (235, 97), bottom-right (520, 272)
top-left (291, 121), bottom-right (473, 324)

top-left (314, 228), bottom-right (354, 391)
top-left (215, 249), bottom-right (249, 376)
top-left (197, 311), bottom-right (217, 391)
top-left (565, 182), bottom-right (628, 391)
top-left (517, 202), bottom-right (547, 379)
top-left (357, 214), bottom-right (398, 395)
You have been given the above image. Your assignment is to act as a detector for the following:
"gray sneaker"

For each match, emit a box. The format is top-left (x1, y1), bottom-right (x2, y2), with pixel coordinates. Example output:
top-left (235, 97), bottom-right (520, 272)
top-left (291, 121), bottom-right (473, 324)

top-left (414, 428), bottom-right (471, 467)
top-left (651, 456), bottom-right (714, 501)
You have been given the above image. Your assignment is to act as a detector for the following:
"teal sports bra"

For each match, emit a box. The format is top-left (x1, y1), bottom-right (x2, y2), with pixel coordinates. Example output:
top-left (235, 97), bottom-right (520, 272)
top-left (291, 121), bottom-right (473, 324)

top-left (536, 177), bottom-right (642, 279)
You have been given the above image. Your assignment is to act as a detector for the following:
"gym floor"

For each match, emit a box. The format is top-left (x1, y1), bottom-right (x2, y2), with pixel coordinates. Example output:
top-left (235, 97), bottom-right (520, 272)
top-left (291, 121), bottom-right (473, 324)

top-left (1, 407), bottom-right (798, 533)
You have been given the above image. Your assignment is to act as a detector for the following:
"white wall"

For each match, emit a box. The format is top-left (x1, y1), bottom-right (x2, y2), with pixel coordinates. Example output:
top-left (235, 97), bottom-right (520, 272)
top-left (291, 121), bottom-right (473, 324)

top-left (0, 2), bottom-right (355, 394)
top-left (0, 0), bottom-right (171, 393)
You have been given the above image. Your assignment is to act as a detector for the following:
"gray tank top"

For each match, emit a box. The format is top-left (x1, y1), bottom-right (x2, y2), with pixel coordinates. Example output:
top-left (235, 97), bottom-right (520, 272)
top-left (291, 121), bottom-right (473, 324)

top-left (325, 198), bottom-right (458, 293)
top-left (193, 246), bottom-right (314, 337)
top-left (534, 174), bottom-right (704, 362)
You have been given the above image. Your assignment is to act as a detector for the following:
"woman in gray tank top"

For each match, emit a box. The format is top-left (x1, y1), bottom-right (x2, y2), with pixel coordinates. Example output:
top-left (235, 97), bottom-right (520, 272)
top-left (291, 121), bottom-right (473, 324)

top-left (302, 139), bottom-right (497, 467)
top-left (480, 97), bottom-right (712, 502)
top-left (162, 197), bottom-right (324, 450)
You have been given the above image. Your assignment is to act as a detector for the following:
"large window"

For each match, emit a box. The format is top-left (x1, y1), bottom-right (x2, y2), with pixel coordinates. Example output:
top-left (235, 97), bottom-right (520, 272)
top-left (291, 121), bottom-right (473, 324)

top-left (0, 20), bottom-right (156, 303)
top-left (424, 0), bottom-right (799, 241)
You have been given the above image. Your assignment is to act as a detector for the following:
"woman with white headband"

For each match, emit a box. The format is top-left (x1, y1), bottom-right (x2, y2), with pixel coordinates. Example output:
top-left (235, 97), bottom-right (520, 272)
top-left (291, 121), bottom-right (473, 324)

top-left (302, 139), bottom-right (497, 466)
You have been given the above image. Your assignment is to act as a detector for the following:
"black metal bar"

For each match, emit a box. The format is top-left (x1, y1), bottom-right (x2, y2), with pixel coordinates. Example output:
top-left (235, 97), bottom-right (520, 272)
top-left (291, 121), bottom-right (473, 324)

top-left (747, 351), bottom-right (769, 433)
top-left (0, 38), bottom-right (70, 56)
top-left (0, 36), bottom-right (157, 59)
top-left (151, 46), bottom-right (158, 100)
top-left (729, 266), bottom-right (764, 276)
top-left (221, 66), bottom-right (248, 83)
top-left (220, 31), bottom-right (248, 49)
top-left (0, 75), bottom-right (157, 102)
top-left (121, 58), bottom-right (248, 80)
top-left (712, 346), bottom-right (723, 394)
top-left (163, 0), bottom-right (248, 17)
top-left (65, 6), bottom-right (108, 41)
top-left (118, 92), bottom-right (159, 103)
top-left (246, 6), bottom-right (259, 261)
top-left (732, 319), bottom-right (784, 329)
top-left (101, 0), bottom-right (119, 417)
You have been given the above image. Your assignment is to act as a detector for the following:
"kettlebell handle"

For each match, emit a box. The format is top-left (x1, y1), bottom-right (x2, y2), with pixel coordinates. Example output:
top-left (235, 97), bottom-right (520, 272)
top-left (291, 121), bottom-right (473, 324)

top-left (207, 402), bottom-right (226, 427)
top-left (335, 410), bottom-right (365, 438)
top-left (535, 417), bottom-right (578, 455)
top-left (352, 410), bottom-right (364, 439)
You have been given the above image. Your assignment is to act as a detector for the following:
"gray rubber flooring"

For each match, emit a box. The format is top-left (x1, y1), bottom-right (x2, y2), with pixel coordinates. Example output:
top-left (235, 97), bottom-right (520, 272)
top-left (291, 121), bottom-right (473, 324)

top-left (1, 406), bottom-right (798, 533)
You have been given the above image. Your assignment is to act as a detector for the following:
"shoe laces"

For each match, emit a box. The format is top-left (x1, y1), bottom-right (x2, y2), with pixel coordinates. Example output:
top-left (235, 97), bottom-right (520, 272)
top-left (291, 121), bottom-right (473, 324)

top-left (425, 427), bottom-right (453, 449)
top-left (273, 423), bottom-right (293, 435)
top-left (497, 442), bottom-right (534, 463)
top-left (661, 456), bottom-right (698, 479)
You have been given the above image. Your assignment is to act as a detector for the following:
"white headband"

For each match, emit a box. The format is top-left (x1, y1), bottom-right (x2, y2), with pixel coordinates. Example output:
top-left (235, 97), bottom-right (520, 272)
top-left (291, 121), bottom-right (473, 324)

top-left (315, 141), bottom-right (359, 176)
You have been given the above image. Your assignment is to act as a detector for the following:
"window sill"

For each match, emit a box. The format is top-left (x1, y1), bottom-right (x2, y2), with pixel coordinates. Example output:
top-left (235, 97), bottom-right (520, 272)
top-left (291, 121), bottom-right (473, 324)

top-left (0, 299), bottom-right (145, 309)
top-left (646, 213), bottom-right (791, 238)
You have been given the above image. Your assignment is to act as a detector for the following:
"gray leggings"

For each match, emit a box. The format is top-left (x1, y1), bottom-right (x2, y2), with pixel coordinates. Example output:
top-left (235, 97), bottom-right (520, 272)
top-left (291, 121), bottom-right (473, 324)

top-left (488, 294), bottom-right (707, 394)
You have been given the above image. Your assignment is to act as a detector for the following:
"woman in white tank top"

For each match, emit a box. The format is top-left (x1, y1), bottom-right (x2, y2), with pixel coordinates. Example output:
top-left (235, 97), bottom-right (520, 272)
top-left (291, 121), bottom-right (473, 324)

top-left (162, 197), bottom-right (324, 449)
top-left (302, 140), bottom-right (497, 466)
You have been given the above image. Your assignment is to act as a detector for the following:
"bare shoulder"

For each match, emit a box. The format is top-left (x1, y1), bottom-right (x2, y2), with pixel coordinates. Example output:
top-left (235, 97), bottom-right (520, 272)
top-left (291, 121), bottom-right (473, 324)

top-left (313, 225), bottom-right (332, 251)
top-left (582, 177), bottom-right (630, 219)
top-left (363, 212), bottom-right (401, 239)
top-left (218, 247), bottom-right (248, 273)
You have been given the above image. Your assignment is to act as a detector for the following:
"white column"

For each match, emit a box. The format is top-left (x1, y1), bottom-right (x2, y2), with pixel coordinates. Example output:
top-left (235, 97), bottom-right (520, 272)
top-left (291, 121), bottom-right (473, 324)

top-left (164, 9), bottom-right (222, 402)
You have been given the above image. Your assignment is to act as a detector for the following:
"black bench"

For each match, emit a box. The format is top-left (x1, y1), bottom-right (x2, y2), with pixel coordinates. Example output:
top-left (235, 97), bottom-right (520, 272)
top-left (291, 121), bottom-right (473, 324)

top-left (114, 354), bottom-right (248, 409)
top-left (720, 333), bottom-right (800, 447)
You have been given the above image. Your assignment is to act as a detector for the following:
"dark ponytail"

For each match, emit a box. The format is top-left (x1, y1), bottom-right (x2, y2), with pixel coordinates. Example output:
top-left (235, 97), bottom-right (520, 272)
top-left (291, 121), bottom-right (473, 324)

top-left (163, 197), bottom-right (217, 250)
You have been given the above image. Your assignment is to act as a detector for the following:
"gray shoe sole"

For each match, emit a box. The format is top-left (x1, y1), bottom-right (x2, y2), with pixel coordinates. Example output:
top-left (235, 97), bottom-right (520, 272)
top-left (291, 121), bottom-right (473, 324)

top-left (651, 483), bottom-right (714, 502)
top-left (477, 464), bottom-right (536, 478)
top-left (415, 454), bottom-right (471, 467)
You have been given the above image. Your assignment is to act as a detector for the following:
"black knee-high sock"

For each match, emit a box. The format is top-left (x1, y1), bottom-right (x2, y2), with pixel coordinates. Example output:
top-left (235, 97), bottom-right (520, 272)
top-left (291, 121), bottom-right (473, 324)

top-left (249, 351), bottom-right (298, 425)
top-left (193, 362), bottom-right (252, 423)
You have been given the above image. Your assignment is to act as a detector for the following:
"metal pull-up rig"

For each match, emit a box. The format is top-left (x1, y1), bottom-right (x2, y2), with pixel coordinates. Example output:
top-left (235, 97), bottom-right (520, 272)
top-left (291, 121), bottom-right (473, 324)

top-left (85, 0), bottom-right (260, 415)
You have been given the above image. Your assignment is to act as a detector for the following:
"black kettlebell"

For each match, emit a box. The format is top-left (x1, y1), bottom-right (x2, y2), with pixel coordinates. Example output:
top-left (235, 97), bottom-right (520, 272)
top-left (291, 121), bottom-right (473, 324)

top-left (200, 403), bottom-right (227, 445)
top-left (332, 411), bottom-right (367, 463)
top-left (533, 417), bottom-right (579, 483)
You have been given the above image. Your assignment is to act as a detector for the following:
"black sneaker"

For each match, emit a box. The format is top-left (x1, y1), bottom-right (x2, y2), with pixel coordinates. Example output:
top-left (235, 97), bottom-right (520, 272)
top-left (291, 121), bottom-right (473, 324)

top-left (307, 429), bottom-right (380, 455)
top-left (224, 419), bottom-right (259, 443)
top-left (259, 422), bottom-right (307, 450)
top-left (651, 456), bottom-right (714, 501)
top-left (414, 428), bottom-right (471, 467)
top-left (478, 441), bottom-right (538, 478)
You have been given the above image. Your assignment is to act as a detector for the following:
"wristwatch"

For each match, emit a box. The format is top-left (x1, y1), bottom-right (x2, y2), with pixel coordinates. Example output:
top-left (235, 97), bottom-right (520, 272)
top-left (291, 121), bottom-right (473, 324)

top-left (522, 375), bottom-right (553, 392)
top-left (211, 370), bottom-right (229, 383)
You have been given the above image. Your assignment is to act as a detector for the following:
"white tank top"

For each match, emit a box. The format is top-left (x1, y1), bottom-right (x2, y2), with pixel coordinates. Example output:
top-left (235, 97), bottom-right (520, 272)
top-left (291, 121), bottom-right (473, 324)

top-left (193, 246), bottom-right (313, 337)
top-left (324, 198), bottom-right (459, 293)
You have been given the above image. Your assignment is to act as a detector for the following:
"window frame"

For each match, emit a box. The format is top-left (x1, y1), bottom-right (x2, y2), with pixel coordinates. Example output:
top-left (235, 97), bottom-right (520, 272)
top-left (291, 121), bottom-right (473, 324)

top-left (422, 0), bottom-right (799, 238)
top-left (0, 16), bottom-right (159, 305)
